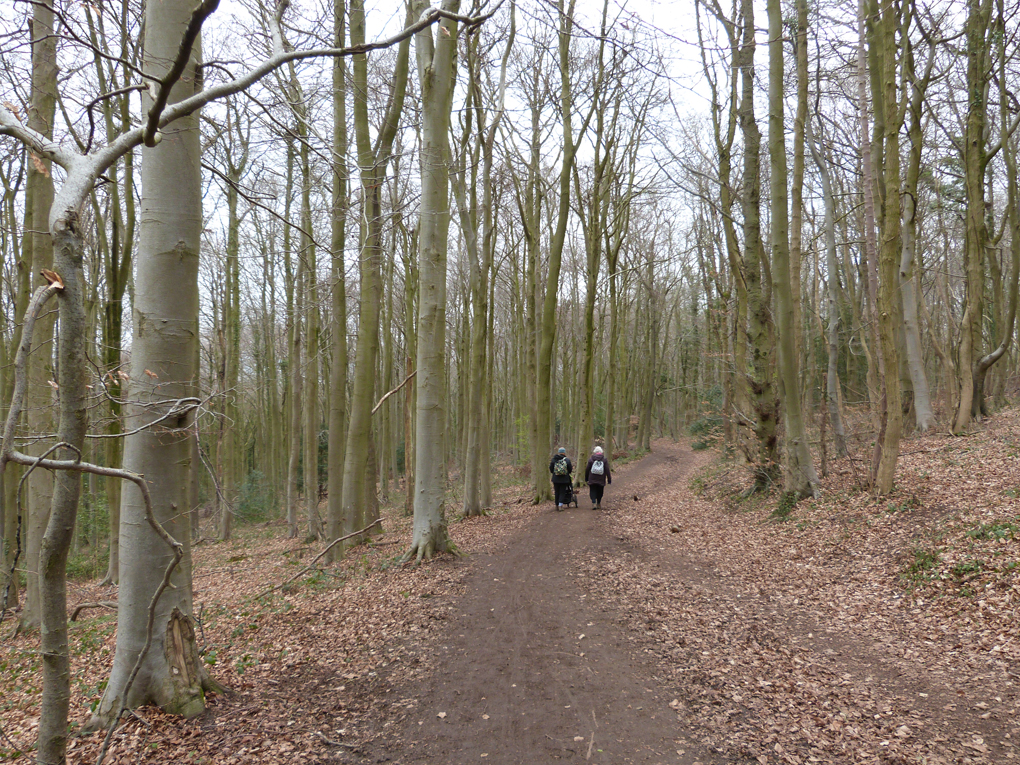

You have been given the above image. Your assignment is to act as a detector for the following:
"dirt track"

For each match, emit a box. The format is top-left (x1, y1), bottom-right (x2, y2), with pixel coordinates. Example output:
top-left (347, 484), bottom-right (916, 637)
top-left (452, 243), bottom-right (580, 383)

top-left (5, 441), bottom-right (1018, 764)
top-left (349, 443), bottom-right (1019, 765)
top-left (358, 448), bottom-right (715, 764)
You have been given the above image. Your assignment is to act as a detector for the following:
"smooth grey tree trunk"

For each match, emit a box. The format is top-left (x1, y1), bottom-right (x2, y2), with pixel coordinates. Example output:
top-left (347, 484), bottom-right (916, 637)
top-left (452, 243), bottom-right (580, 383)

top-left (287, 250), bottom-right (304, 538)
top-left (35, 214), bottom-right (90, 765)
top-left (341, 0), bottom-right (411, 541)
top-left (326, 0), bottom-right (349, 562)
top-left (282, 142), bottom-right (300, 538)
top-left (406, 0), bottom-right (459, 562)
top-left (899, 31), bottom-right (937, 432)
top-left (457, 12), bottom-right (511, 517)
top-left (92, 0), bottom-right (218, 724)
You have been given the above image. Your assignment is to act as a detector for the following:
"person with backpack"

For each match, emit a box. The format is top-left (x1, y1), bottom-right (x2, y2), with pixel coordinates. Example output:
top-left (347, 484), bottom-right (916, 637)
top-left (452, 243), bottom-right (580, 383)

top-left (549, 447), bottom-right (573, 510)
top-left (584, 446), bottom-right (612, 510)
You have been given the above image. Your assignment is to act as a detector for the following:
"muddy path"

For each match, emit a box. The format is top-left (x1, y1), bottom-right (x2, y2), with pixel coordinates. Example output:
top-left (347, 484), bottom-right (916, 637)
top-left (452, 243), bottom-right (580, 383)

top-left (340, 444), bottom-right (1018, 765)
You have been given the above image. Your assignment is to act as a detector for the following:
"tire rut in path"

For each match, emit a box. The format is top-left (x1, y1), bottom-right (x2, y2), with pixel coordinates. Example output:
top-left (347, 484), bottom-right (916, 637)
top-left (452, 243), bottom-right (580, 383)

top-left (369, 451), bottom-right (718, 765)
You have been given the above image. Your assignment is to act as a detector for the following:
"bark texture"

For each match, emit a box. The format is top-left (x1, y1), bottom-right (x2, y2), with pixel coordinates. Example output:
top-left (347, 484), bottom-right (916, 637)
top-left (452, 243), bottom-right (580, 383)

top-left (407, 0), bottom-right (460, 561)
top-left (93, 0), bottom-right (217, 724)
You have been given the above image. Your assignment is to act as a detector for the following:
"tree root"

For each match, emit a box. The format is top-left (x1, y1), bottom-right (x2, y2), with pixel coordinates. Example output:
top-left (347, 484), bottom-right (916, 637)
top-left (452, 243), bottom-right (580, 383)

top-left (401, 537), bottom-right (462, 565)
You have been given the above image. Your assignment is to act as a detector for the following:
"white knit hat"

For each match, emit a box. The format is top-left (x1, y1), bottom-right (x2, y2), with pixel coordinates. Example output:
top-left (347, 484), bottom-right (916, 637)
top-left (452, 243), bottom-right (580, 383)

top-left (593, 446), bottom-right (603, 455)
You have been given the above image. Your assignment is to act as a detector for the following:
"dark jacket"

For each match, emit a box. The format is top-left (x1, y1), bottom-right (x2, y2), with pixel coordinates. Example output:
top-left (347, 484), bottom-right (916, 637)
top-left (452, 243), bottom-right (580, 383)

top-left (584, 453), bottom-right (611, 486)
top-left (549, 454), bottom-right (573, 484)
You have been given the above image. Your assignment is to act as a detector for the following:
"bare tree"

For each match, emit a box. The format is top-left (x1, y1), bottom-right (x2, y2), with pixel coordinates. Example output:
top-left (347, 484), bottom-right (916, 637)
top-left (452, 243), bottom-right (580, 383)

top-left (406, 0), bottom-right (462, 561)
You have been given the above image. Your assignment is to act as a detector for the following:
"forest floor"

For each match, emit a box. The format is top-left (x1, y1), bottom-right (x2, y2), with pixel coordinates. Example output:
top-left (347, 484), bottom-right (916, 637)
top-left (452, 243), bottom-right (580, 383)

top-left (2, 412), bottom-right (1020, 764)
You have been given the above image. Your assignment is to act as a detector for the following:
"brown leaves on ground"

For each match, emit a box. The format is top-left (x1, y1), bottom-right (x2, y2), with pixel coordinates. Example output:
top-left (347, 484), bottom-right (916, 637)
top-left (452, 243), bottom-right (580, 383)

top-left (1, 416), bottom-right (1019, 764)
top-left (0, 479), bottom-right (535, 764)
top-left (571, 418), bottom-right (1019, 764)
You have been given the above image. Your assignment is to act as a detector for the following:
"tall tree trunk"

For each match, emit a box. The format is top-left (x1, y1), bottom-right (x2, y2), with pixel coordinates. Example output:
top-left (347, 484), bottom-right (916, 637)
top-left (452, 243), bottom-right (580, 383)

top-left (326, 0), bottom-right (349, 562)
top-left (770, 0), bottom-right (818, 498)
top-left (93, 0), bottom-right (220, 724)
top-left (300, 138), bottom-right (320, 538)
top-left (97, 84), bottom-right (136, 581)
top-left (402, 224), bottom-right (418, 517)
top-left (281, 142), bottom-right (300, 537)
top-left (22, 0), bottom-right (59, 632)
top-left (534, 0), bottom-right (601, 497)
top-left (858, 0), bottom-right (883, 437)
top-left (954, 0), bottom-right (996, 430)
top-left (697, 0), bottom-right (748, 462)
top-left (790, 0), bottom-right (808, 403)
top-left (0, 151), bottom-right (24, 609)
top-left (406, 0), bottom-right (460, 561)
top-left (189, 340), bottom-right (201, 540)
top-left (900, 32), bottom-right (937, 432)
top-left (456, 14), bottom-right (511, 517)
top-left (0, 309), bottom-right (14, 608)
top-left (34, 198), bottom-right (91, 764)
top-left (807, 113), bottom-right (848, 456)
top-left (287, 241), bottom-right (304, 538)
top-left (739, 0), bottom-right (777, 488)
top-left (219, 155), bottom-right (243, 541)
top-left (973, 11), bottom-right (1020, 415)
top-left (523, 60), bottom-right (544, 499)
top-left (342, 0), bottom-right (411, 541)
top-left (870, 0), bottom-right (905, 494)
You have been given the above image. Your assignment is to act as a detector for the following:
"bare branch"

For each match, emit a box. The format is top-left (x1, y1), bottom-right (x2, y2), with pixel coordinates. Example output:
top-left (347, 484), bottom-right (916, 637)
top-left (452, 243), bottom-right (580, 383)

top-left (143, 0), bottom-right (221, 147)
top-left (372, 370), bottom-right (416, 415)
top-left (1, 281), bottom-right (64, 465)
top-left (6, 2), bottom-right (500, 191)
top-left (0, 105), bottom-right (77, 171)
top-left (85, 83), bottom-right (148, 154)
top-left (249, 519), bottom-right (383, 602)
top-left (70, 601), bottom-right (118, 621)
top-left (84, 397), bottom-right (202, 439)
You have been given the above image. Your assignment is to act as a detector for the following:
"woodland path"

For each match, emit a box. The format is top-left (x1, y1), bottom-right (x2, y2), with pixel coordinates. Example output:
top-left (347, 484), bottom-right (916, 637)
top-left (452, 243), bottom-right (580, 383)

top-left (359, 447), bottom-right (717, 765)
top-left (347, 442), bottom-right (1019, 765)
top-left (6, 439), bottom-right (1014, 763)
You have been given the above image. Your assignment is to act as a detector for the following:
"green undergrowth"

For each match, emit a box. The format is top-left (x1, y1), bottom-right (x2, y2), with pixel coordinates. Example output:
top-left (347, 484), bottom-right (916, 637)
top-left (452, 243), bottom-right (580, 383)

top-left (67, 543), bottom-right (109, 581)
top-left (902, 548), bottom-right (942, 588)
top-left (770, 491), bottom-right (799, 520)
top-left (967, 519), bottom-right (1018, 541)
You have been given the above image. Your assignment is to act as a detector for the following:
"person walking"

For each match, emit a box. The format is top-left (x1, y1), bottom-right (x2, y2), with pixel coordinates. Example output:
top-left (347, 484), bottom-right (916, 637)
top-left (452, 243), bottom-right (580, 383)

top-left (584, 446), bottom-right (611, 510)
top-left (549, 447), bottom-right (573, 510)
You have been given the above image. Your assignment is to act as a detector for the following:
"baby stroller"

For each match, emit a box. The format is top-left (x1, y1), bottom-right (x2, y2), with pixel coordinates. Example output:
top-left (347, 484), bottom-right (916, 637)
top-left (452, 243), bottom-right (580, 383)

top-left (567, 484), bottom-right (579, 508)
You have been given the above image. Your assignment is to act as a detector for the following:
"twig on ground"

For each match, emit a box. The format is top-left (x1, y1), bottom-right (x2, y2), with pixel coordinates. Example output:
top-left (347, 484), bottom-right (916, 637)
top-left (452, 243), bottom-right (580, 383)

top-left (0, 721), bottom-right (27, 760)
top-left (70, 601), bottom-right (117, 621)
top-left (249, 519), bottom-right (382, 602)
top-left (314, 731), bottom-right (357, 749)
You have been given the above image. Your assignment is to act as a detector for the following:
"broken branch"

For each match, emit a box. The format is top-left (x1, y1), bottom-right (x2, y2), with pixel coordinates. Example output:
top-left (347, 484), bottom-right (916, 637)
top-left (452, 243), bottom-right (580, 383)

top-left (250, 519), bottom-right (382, 601)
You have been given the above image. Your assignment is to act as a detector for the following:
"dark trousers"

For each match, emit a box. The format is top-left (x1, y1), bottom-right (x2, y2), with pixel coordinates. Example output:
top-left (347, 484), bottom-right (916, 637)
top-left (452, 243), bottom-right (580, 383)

top-left (553, 482), bottom-right (572, 506)
top-left (589, 483), bottom-right (605, 506)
